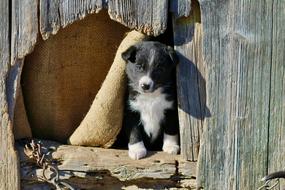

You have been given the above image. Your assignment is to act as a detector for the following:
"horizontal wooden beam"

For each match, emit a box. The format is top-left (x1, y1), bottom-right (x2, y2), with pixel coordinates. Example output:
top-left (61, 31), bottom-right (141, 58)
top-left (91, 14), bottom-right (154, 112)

top-left (17, 140), bottom-right (197, 189)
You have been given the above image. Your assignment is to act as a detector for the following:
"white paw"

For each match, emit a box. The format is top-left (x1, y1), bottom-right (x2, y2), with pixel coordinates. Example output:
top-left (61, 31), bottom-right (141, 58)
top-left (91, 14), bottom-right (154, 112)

top-left (163, 144), bottom-right (180, 155)
top-left (163, 134), bottom-right (180, 155)
top-left (128, 141), bottom-right (147, 160)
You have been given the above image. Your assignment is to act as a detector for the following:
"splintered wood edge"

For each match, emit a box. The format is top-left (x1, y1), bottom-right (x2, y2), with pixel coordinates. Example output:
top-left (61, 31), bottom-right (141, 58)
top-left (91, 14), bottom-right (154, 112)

top-left (17, 140), bottom-right (196, 188)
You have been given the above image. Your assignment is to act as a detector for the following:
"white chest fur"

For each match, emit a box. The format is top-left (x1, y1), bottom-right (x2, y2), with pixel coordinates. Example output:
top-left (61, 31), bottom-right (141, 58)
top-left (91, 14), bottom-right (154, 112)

top-left (129, 88), bottom-right (174, 141)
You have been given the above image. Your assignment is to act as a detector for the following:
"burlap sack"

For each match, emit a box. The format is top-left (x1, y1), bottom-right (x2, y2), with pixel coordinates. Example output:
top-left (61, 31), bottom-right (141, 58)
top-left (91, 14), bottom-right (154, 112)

top-left (22, 11), bottom-right (129, 142)
top-left (68, 31), bottom-right (148, 147)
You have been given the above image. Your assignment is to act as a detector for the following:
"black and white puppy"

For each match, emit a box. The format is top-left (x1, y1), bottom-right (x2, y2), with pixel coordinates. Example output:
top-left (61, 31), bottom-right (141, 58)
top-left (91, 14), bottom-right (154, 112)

top-left (122, 41), bottom-right (180, 160)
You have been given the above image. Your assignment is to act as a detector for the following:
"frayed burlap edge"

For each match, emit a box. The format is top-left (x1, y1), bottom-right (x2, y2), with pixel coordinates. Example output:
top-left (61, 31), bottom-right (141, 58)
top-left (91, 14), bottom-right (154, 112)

top-left (68, 31), bottom-right (149, 148)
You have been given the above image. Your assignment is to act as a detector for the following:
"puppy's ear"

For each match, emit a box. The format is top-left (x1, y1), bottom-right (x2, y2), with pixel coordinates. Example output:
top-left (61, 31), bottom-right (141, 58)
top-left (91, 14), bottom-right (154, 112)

top-left (167, 46), bottom-right (178, 65)
top-left (122, 46), bottom-right (137, 63)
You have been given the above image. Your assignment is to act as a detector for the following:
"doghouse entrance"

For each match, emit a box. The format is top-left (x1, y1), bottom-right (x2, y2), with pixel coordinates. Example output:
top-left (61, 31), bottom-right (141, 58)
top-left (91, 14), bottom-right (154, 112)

top-left (13, 9), bottom-right (197, 190)
top-left (17, 11), bottom-right (129, 142)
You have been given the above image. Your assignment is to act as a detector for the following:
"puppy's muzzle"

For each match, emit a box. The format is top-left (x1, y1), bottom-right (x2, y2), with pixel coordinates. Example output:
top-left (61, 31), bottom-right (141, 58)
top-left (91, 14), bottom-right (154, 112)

top-left (139, 76), bottom-right (154, 93)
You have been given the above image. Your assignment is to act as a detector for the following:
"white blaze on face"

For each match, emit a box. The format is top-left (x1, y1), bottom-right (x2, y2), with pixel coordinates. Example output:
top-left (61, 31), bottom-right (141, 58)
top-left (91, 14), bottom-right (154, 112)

top-left (139, 75), bottom-right (154, 91)
top-left (149, 49), bottom-right (156, 66)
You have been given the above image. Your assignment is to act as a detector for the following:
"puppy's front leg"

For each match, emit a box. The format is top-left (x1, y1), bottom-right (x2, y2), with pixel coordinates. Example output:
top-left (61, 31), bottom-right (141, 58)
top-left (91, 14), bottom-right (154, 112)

top-left (124, 111), bottom-right (147, 160)
top-left (162, 109), bottom-right (180, 155)
top-left (128, 125), bottom-right (147, 160)
top-left (162, 133), bottom-right (180, 154)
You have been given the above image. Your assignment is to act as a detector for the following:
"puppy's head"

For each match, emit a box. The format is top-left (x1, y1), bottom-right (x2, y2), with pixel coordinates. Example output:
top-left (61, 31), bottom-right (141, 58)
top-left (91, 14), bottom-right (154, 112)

top-left (122, 41), bottom-right (178, 93)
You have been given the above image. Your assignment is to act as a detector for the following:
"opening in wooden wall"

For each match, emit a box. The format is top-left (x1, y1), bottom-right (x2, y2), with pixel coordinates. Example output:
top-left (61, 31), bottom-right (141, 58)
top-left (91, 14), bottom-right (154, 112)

top-left (10, 3), bottom-right (201, 189)
top-left (16, 11), bottom-right (129, 142)
top-left (13, 9), bottom-right (194, 190)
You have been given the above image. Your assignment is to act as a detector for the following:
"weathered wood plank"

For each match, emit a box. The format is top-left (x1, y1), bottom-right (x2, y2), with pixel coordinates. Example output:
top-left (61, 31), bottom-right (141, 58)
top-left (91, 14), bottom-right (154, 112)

top-left (40, 0), bottom-right (169, 39)
top-left (40, 0), bottom-right (104, 40)
top-left (10, 0), bottom-right (37, 145)
top-left (108, 0), bottom-right (168, 36)
top-left (39, 0), bottom-right (60, 40)
top-left (170, 0), bottom-right (192, 18)
top-left (59, 0), bottom-right (103, 28)
top-left (17, 140), bottom-right (196, 189)
top-left (11, 0), bottom-right (38, 60)
top-left (173, 0), bottom-right (205, 161)
top-left (268, 0), bottom-right (285, 188)
top-left (7, 59), bottom-right (24, 124)
top-left (0, 0), bottom-right (20, 189)
top-left (197, 0), bottom-right (274, 189)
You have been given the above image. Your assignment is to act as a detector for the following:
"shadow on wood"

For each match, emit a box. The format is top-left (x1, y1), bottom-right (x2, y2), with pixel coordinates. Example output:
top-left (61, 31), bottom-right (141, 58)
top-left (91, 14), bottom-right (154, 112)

top-left (17, 139), bottom-right (197, 189)
top-left (176, 52), bottom-right (210, 120)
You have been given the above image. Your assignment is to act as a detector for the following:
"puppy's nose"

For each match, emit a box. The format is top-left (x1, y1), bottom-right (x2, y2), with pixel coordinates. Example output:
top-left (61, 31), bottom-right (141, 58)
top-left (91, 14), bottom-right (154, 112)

top-left (141, 83), bottom-right (150, 90)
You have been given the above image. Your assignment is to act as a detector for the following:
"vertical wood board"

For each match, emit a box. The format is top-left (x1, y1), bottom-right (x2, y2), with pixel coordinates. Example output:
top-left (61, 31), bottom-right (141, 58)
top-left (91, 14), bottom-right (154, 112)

top-left (197, 0), bottom-right (274, 189)
top-left (173, 0), bottom-right (206, 161)
top-left (170, 0), bottom-right (192, 18)
top-left (0, 0), bottom-right (21, 189)
top-left (11, 0), bottom-right (38, 60)
top-left (59, 0), bottom-right (103, 27)
top-left (40, 0), bottom-right (61, 40)
top-left (10, 0), bottom-right (37, 141)
top-left (268, 0), bottom-right (285, 188)
top-left (40, 0), bottom-right (104, 40)
top-left (108, 0), bottom-right (168, 36)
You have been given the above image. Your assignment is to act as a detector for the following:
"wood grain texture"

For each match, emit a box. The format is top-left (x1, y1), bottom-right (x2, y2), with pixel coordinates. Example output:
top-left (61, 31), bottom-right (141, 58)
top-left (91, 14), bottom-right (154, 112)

top-left (170, 0), bottom-right (192, 18)
top-left (173, 0), bottom-right (205, 161)
top-left (268, 0), bottom-right (285, 188)
top-left (39, 0), bottom-right (60, 40)
top-left (11, 0), bottom-right (38, 60)
top-left (108, 0), bottom-right (168, 36)
top-left (17, 140), bottom-right (196, 189)
top-left (197, 0), bottom-right (276, 189)
top-left (0, 0), bottom-right (21, 189)
top-left (59, 0), bottom-right (103, 28)
top-left (40, 0), bottom-right (169, 39)
top-left (40, 0), bottom-right (104, 40)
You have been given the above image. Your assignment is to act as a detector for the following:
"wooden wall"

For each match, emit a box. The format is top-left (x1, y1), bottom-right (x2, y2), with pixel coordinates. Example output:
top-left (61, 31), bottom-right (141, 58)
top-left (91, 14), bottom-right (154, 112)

top-left (172, 0), bottom-right (285, 189)
top-left (1, 1), bottom-right (173, 189)
top-left (172, 0), bottom-right (204, 162)
top-left (0, 0), bottom-right (20, 189)
top-left (0, 0), bottom-right (284, 189)
top-left (196, 0), bottom-right (285, 189)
